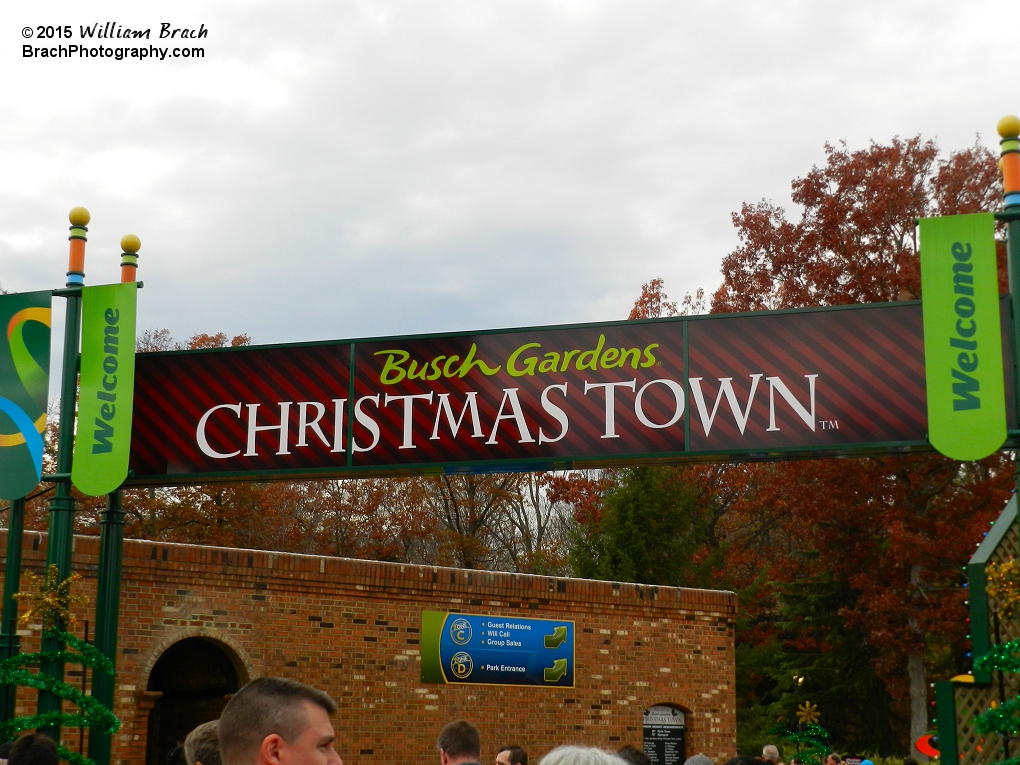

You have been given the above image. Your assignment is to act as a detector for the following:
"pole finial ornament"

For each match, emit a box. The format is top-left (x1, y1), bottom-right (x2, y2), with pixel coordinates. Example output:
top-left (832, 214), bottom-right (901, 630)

top-left (999, 116), bottom-right (1020, 208)
top-left (998, 115), bottom-right (1020, 140)
top-left (119, 234), bottom-right (140, 283)
top-left (66, 206), bottom-right (89, 287)
top-left (68, 207), bottom-right (90, 227)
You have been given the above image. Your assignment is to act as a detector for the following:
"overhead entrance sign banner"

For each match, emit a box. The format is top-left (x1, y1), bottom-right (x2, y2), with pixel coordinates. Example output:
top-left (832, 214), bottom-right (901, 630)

top-left (920, 213), bottom-right (1007, 461)
top-left (421, 610), bottom-right (574, 687)
top-left (127, 300), bottom-right (1018, 485)
top-left (0, 291), bottom-right (51, 500)
top-left (72, 282), bottom-right (138, 496)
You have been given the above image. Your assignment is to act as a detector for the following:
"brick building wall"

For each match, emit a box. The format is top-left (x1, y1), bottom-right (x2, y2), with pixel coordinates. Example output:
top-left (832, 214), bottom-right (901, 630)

top-left (0, 530), bottom-right (736, 765)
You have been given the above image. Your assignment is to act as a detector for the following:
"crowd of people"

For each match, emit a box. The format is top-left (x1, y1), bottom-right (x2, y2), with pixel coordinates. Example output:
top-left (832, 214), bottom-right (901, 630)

top-left (0, 677), bottom-right (923, 765)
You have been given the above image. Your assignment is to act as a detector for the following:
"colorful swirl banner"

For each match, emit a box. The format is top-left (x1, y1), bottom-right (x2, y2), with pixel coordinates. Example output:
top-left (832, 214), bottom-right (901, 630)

top-left (0, 291), bottom-right (51, 500)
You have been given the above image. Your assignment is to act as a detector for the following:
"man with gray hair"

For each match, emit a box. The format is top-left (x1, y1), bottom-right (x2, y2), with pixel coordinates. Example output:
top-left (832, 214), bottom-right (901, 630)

top-left (185, 720), bottom-right (221, 765)
top-left (762, 746), bottom-right (784, 765)
top-left (218, 677), bottom-right (342, 765)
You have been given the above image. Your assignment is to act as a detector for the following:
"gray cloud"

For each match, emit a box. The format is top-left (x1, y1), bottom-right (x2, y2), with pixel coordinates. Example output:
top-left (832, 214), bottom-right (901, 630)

top-left (0, 0), bottom-right (1011, 365)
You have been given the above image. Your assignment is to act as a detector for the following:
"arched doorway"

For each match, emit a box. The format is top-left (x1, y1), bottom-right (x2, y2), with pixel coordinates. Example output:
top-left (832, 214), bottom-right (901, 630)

top-left (145, 637), bottom-right (244, 765)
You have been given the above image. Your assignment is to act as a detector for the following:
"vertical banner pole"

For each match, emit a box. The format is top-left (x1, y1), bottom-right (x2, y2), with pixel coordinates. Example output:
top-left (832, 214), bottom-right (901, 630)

top-left (38, 207), bottom-right (90, 739)
top-left (0, 497), bottom-right (25, 722)
top-left (998, 117), bottom-right (1020, 429)
top-left (88, 238), bottom-right (138, 765)
top-left (996, 117), bottom-right (1020, 556)
top-left (86, 489), bottom-right (123, 765)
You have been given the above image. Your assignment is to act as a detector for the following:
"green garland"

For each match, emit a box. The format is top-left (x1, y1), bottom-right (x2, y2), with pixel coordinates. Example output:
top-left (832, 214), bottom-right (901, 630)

top-left (769, 723), bottom-right (831, 765)
top-left (976, 639), bottom-right (1020, 676)
top-left (0, 567), bottom-right (121, 765)
top-left (975, 639), bottom-right (1020, 765)
top-left (0, 627), bottom-right (120, 765)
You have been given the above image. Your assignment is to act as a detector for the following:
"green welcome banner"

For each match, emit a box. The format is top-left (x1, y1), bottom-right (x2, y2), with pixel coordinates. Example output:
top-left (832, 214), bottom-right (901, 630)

top-left (0, 291), bottom-right (51, 500)
top-left (72, 283), bottom-right (137, 496)
top-left (920, 212), bottom-right (1006, 461)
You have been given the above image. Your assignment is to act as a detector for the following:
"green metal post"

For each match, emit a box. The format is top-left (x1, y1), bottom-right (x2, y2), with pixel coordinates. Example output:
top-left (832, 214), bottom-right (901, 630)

top-left (38, 209), bottom-right (89, 739)
top-left (995, 117), bottom-right (1020, 594)
top-left (967, 558), bottom-right (993, 684)
top-left (935, 681), bottom-right (959, 765)
top-left (86, 489), bottom-right (123, 765)
top-left (0, 498), bottom-right (25, 722)
top-left (1009, 217), bottom-right (1020, 411)
top-left (1010, 217), bottom-right (1020, 562)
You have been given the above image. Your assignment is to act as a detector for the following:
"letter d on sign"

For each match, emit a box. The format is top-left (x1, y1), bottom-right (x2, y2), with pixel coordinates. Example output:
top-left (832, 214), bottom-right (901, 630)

top-left (72, 282), bottom-right (138, 495)
top-left (919, 213), bottom-right (1006, 461)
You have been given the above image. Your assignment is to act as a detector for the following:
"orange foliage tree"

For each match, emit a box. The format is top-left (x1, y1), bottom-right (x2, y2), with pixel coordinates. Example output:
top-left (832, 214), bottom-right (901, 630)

top-left (711, 136), bottom-right (1011, 752)
top-left (562, 136), bottom-right (1012, 754)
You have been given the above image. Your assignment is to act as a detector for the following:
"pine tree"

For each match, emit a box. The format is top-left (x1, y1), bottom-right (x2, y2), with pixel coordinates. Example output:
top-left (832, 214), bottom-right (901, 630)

top-left (0, 566), bottom-right (120, 765)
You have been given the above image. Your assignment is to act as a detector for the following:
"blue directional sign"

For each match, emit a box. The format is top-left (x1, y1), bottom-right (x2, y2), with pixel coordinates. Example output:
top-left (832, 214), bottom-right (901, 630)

top-left (421, 611), bottom-right (575, 687)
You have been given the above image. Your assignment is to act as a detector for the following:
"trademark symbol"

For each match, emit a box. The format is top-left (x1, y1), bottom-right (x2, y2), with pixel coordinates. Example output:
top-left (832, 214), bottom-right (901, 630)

top-left (820, 419), bottom-right (839, 430)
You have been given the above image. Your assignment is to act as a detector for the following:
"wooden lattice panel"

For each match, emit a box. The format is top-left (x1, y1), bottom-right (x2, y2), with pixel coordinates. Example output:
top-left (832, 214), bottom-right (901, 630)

top-left (955, 508), bottom-right (1020, 765)
top-left (955, 675), bottom-right (1020, 765)
top-left (988, 521), bottom-right (1020, 645)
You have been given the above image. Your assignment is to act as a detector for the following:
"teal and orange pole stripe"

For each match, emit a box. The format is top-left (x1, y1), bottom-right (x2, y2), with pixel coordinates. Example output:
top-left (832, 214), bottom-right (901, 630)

top-left (38, 206), bottom-right (91, 740)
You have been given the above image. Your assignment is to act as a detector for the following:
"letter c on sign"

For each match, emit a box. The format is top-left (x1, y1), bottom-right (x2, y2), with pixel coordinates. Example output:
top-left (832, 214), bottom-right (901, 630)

top-left (197, 403), bottom-right (243, 459)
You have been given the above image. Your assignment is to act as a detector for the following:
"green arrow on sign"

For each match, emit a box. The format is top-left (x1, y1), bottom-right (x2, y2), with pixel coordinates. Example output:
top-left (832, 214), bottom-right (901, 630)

top-left (544, 658), bottom-right (568, 682)
top-left (544, 626), bottom-right (568, 649)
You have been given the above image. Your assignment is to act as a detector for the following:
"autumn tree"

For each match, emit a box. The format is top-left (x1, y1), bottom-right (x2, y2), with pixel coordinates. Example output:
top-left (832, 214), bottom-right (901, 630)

top-left (711, 136), bottom-right (1011, 753)
top-left (487, 473), bottom-right (572, 574)
top-left (563, 136), bottom-right (1010, 755)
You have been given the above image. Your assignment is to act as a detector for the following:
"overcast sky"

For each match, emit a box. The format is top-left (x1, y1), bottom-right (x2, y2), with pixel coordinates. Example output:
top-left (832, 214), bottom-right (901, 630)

top-left (1, 0), bottom-right (1013, 371)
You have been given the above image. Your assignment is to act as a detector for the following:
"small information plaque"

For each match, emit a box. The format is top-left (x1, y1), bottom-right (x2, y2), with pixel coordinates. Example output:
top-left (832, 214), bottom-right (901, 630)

top-left (643, 706), bottom-right (686, 765)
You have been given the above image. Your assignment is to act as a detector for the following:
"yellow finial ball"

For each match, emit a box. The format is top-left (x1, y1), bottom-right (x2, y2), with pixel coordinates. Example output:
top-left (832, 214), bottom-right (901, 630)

top-left (998, 115), bottom-right (1020, 139)
top-left (68, 206), bottom-right (90, 226)
top-left (120, 234), bottom-right (141, 254)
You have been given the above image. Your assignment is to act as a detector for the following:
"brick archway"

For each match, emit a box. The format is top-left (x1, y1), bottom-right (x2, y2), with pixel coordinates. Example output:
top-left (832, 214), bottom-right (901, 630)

top-left (142, 631), bottom-right (254, 765)
top-left (142, 628), bottom-right (256, 685)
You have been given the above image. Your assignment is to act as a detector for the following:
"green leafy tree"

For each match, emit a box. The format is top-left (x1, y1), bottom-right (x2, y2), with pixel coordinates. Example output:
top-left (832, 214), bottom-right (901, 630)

top-left (570, 466), bottom-right (709, 587)
top-left (770, 723), bottom-right (831, 765)
top-left (739, 567), bottom-right (902, 755)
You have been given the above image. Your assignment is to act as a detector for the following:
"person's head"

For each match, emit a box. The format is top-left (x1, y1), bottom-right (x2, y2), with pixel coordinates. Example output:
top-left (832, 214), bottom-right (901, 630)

top-left (438, 721), bottom-right (480, 765)
top-left (539, 747), bottom-right (626, 765)
top-left (616, 747), bottom-right (651, 765)
top-left (219, 676), bottom-right (341, 765)
top-left (185, 721), bottom-right (221, 765)
top-left (684, 756), bottom-right (714, 765)
top-left (8, 734), bottom-right (58, 765)
top-left (762, 747), bottom-right (779, 763)
top-left (824, 755), bottom-right (841, 765)
top-left (497, 746), bottom-right (528, 765)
